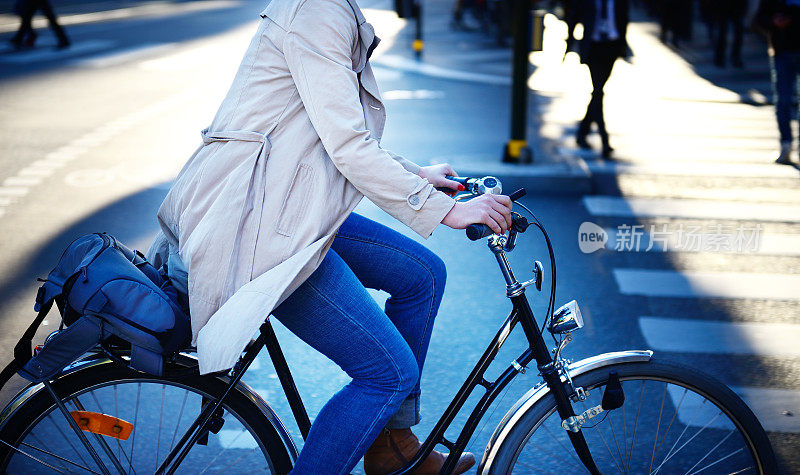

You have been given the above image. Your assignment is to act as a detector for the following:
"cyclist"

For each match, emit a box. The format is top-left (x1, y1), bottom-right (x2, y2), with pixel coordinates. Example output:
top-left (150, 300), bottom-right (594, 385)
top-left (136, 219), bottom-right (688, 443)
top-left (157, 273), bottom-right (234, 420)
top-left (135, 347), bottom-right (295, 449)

top-left (147, 0), bottom-right (513, 472)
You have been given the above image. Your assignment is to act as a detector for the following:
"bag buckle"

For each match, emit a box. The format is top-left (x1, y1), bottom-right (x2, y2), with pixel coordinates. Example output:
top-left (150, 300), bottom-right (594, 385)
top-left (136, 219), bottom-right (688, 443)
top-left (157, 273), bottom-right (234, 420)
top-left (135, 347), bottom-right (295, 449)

top-left (34, 285), bottom-right (46, 311)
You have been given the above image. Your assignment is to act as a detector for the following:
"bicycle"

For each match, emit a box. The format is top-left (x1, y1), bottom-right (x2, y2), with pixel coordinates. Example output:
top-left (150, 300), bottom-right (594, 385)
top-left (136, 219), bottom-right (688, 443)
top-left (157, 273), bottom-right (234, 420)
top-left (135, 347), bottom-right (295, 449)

top-left (0, 176), bottom-right (778, 474)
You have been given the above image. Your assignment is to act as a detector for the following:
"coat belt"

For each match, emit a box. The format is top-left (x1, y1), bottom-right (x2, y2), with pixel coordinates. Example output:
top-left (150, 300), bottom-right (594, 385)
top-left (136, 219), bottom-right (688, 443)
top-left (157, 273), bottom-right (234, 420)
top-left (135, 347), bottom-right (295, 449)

top-left (201, 128), bottom-right (271, 152)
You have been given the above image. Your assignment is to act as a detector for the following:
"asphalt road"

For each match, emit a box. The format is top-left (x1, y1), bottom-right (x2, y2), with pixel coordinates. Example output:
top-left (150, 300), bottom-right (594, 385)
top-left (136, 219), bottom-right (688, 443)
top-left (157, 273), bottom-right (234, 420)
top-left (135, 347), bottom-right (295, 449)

top-left (0, 0), bottom-right (798, 473)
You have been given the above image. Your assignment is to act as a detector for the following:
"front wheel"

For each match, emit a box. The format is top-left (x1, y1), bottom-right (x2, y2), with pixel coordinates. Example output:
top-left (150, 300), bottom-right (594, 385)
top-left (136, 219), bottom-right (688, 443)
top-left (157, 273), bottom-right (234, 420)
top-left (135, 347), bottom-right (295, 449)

top-left (490, 359), bottom-right (777, 474)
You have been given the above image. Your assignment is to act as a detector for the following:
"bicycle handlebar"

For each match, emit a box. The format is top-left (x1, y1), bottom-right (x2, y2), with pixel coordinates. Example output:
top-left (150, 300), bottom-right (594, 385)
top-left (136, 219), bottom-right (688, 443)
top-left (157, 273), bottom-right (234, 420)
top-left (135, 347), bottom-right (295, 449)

top-left (462, 185), bottom-right (527, 241)
top-left (436, 175), bottom-right (526, 240)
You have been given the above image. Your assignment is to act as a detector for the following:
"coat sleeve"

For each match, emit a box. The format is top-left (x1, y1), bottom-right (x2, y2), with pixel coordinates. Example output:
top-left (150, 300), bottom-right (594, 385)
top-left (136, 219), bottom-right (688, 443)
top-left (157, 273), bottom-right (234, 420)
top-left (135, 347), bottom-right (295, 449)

top-left (283, 0), bottom-right (454, 238)
top-left (385, 149), bottom-right (422, 175)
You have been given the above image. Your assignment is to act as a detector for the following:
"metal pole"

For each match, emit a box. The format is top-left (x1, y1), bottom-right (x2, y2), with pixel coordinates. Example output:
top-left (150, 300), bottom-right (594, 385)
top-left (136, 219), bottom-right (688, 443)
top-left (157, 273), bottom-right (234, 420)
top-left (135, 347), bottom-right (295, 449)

top-left (503, 0), bottom-right (533, 163)
top-left (413, 0), bottom-right (423, 58)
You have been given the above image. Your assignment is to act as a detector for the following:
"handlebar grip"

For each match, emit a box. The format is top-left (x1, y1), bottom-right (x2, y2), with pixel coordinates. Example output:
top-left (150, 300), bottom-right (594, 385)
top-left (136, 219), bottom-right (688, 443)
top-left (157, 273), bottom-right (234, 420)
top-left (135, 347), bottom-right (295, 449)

top-left (445, 175), bottom-right (469, 186)
top-left (466, 223), bottom-right (494, 241)
top-left (509, 188), bottom-right (527, 201)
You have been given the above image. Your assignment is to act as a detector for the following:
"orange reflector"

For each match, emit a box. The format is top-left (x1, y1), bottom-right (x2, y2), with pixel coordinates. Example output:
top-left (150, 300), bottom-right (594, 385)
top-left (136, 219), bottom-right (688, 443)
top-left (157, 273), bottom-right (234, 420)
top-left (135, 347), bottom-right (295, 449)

top-left (70, 411), bottom-right (133, 440)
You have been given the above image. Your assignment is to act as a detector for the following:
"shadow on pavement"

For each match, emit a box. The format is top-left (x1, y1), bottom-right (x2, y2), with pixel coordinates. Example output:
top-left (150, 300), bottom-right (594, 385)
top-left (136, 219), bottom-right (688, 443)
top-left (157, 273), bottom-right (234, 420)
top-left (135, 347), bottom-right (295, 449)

top-left (0, 183), bottom-right (167, 404)
top-left (633, 6), bottom-right (773, 106)
top-left (0, 0), bottom-right (262, 81)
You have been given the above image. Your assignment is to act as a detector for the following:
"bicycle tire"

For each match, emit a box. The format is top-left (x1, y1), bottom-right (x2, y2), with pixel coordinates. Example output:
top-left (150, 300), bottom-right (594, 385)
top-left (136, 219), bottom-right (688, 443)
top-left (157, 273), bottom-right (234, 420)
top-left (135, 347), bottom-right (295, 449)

top-left (489, 358), bottom-right (778, 474)
top-left (0, 361), bottom-right (294, 474)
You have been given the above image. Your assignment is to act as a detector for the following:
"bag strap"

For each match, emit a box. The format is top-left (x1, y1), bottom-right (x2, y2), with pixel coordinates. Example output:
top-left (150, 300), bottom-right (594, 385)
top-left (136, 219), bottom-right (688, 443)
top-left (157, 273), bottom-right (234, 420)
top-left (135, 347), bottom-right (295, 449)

top-left (0, 299), bottom-right (54, 391)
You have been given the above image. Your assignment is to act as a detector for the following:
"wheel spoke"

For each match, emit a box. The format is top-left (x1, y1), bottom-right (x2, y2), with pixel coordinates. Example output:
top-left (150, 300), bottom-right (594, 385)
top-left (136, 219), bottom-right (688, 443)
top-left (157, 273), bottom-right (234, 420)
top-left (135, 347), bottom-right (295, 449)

top-left (214, 446), bottom-right (259, 473)
top-left (654, 410), bottom-right (725, 473)
top-left (0, 438), bottom-right (70, 473)
top-left (621, 387), bottom-right (629, 474)
top-left (607, 409), bottom-right (626, 472)
top-left (654, 395), bottom-right (720, 474)
top-left (28, 432), bottom-right (72, 473)
top-left (169, 390), bottom-right (190, 453)
top-left (625, 380), bottom-right (645, 473)
top-left (581, 391), bottom-right (624, 473)
top-left (589, 423), bottom-right (624, 473)
top-left (198, 415), bottom-right (246, 474)
top-left (47, 412), bottom-right (92, 468)
top-left (652, 387), bottom-right (688, 467)
top-left (526, 427), bottom-right (584, 472)
top-left (685, 431), bottom-right (737, 475)
top-left (727, 466), bottom-right (757, 475)
top-left (541, 418), bottom-right (583, 468)
top-left (649, 382), bottom-right (669, 474)
top-left (128, 382), bottom-right (141, 475)
top-left (156, 384), bottom-right (165, 468)
top-left (21, 440), bottom-right (102, 474)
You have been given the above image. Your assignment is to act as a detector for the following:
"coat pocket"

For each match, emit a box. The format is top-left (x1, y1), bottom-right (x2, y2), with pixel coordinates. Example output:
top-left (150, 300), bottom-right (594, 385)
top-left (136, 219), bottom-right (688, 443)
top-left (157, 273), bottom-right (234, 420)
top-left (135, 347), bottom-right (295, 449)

top-left (275, 163), bottom-right (314, 237)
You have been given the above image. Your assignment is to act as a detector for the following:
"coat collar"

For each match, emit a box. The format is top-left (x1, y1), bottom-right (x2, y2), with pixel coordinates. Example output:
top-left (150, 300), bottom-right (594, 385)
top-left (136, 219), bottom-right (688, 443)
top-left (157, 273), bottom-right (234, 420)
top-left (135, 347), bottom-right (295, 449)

top-left (344, 0), bottom-right (379, 73)
top-left (261, 0), bottom-right (378, 74)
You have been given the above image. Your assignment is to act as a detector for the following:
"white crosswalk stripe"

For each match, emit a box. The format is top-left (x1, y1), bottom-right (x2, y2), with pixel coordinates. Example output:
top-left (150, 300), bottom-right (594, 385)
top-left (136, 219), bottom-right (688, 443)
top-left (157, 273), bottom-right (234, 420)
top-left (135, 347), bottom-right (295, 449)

top-left (613, 269), bottom-right (800, 300)
top-left (587, 161), bottom-right (800, 179)
top-left (639, 317), bottom-right (800, 357)
top-left (73, 43), bottom-right (175, 68)
top-left (603, 228), bottom-right (800, 256)
top-left (0, 40), bottom-right (114, 63)
top-left (584, 196), bottom-right (800, 222)
top-left (667, 385), bottom-right (800, 433)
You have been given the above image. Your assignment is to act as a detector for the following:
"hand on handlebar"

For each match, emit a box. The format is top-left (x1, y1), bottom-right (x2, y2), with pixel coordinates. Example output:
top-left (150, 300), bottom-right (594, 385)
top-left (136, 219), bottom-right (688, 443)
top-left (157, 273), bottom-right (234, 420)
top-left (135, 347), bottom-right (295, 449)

top-left (441, 194), bottom-right (513, 235)
top-left (418, 164), bottom-right (464, 197)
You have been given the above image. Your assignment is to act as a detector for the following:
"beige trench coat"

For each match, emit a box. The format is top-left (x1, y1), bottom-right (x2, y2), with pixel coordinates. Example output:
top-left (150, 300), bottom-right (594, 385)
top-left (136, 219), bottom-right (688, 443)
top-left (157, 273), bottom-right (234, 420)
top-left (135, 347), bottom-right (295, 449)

top-left (148, 0), bottom-right (456, 374)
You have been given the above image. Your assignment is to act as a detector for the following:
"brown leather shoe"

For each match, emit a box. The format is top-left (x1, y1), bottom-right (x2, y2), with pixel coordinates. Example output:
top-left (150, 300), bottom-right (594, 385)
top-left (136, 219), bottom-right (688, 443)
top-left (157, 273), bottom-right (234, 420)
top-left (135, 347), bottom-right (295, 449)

top-left (364, 428), bottom-right (475, 475)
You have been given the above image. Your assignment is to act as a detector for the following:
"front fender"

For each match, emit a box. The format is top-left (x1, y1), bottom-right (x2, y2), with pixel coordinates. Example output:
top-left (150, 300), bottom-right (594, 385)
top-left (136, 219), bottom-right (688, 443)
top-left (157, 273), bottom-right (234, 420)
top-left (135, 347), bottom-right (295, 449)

top-left (477, 350), bottom-right (653, 474)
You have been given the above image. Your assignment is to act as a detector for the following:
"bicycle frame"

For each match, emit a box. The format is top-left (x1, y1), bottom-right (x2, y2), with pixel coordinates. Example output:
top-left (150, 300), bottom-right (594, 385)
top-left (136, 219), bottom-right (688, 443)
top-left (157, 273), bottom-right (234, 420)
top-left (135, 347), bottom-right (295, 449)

top-left (146, 232), bottom-right (602, 474)
top-left (385, 234), bottom-right (602, 474)
top-left (10, 229), bottom-right (607, 475)
top-left (151, 232), bottom-right (606, 474)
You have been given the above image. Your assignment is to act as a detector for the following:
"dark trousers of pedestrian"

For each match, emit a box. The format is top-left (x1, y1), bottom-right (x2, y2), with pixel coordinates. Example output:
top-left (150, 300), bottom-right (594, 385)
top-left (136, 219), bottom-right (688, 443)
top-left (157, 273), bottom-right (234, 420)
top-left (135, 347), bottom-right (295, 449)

top-left (714, 15), bottom-right (744, 67)
top-left (11, 0), bottom-right (69, 48)
top-left (771, 51), bottom-right (800, 147)
top-left (578, 41), bottom-right (619, 151)
top-left (658, 0), bottom-right (692, 46)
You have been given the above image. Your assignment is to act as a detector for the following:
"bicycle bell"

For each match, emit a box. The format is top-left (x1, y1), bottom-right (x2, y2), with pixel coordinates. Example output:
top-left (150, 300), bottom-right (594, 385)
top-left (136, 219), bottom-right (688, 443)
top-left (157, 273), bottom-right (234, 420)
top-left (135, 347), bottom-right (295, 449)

top-left (548, 300), bottom-right (584, 334)
top-left (468, 176), bottom-right (502, 195)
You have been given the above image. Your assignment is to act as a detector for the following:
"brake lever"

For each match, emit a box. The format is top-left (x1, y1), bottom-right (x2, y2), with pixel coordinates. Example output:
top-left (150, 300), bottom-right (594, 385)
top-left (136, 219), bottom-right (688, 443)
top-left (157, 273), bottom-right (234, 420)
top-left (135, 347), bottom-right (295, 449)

top-left (503, 212), bottom-right (528, 251)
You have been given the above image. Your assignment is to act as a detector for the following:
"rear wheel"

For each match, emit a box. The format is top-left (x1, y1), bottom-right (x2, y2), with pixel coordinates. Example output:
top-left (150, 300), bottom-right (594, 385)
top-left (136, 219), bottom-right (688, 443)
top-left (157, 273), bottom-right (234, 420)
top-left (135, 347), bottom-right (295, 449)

top-left (491, 359), bottom-right (777, 474)
top-left (0, 361), bottom-right (294, 474)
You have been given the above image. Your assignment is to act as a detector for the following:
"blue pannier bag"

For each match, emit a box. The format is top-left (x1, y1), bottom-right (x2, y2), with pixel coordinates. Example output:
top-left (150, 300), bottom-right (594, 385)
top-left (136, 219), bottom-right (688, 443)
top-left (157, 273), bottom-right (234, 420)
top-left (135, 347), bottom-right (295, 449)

top-left (0, 233), bottom-right (190, 385)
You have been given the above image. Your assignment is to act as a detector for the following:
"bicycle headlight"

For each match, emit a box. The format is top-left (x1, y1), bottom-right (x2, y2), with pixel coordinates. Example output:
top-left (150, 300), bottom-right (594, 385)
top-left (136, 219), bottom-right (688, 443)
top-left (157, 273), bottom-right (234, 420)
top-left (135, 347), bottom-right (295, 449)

top-left (548, 300), bottom-right (584, 334)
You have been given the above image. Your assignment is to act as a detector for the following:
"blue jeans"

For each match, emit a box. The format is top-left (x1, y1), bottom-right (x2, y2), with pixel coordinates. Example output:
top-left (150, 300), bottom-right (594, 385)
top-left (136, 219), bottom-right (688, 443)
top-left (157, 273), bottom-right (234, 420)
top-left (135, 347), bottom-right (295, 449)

top-left (772, 51), bottom-right (800, 144)
top-left (271, 213), bottom-right (446, 474)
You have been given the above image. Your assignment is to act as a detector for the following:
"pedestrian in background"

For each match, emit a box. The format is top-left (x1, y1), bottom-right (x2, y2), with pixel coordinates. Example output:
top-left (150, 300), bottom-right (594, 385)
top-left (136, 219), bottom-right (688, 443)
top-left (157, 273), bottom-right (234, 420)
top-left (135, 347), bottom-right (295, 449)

top-left (9, 0), bottom-right (70, 50)
top-left (657, 0), bottom-right (692, 48)
top-left (755, 0), bottom-right (800, 164)
top-left (698, 0), bottom-right (718, 43)
top-left (572, 0), bottom-right (630, 158)
top-left (713, 0), bottom-right (748, 68)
